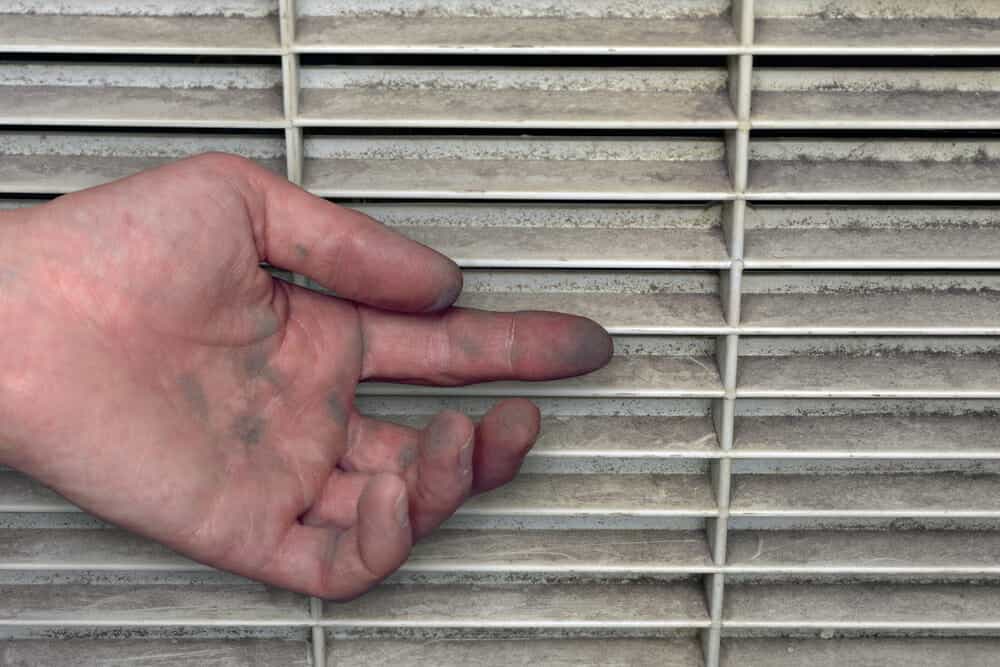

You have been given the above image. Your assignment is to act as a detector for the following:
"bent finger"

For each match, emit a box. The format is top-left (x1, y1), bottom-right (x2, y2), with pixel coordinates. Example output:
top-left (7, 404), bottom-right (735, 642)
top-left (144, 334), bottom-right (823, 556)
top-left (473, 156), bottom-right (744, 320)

top-left (263, 473), bottom-right (411, 600)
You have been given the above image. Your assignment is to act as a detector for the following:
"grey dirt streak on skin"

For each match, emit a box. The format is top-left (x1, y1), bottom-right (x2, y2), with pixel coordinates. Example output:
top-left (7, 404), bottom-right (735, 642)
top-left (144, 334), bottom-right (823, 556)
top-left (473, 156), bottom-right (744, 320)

top-left (326, 392), bottom-right (349, 428)
top-left (294, 243), bottom-right (310, 260)
top-left (398, 445), bottom-right (417, 470)
top-left (177, 373), bottom-right (210, 422)
top-left (455, 332), bottom-right (486, 360)
top-left (560, 318), bottom-right (615, 373)
top-left (232, 414), bottom-right (266, 446)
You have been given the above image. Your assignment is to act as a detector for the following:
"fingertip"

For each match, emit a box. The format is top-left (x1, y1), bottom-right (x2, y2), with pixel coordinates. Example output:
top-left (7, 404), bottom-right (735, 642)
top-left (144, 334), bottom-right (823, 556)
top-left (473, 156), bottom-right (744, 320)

top-left (424, 409), bottom-right (475, 456)
top-left (357, 473), bottom-right (411, 577)
top-left (424, 260), bottom-right (464, 313)
top-left (511, 312), bottom-right (614, 380)
top-left (472, 399), bottom-right (541, 494)
top-left (568, 315), bottom-right (615, 374)
top-left (481, 398), bottom-right (541, 449)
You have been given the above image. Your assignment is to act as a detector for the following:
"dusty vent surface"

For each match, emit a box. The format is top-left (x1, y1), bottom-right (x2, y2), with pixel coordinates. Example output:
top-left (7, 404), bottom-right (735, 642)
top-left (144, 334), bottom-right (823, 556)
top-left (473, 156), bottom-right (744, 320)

top-left (2, 1), bottom-right (1000, 665)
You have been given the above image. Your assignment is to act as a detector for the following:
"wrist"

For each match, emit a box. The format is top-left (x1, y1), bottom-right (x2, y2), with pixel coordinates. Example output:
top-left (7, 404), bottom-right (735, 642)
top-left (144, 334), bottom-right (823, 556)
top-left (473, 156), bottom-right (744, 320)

top-left (0, 204), bottom-right (41, 467)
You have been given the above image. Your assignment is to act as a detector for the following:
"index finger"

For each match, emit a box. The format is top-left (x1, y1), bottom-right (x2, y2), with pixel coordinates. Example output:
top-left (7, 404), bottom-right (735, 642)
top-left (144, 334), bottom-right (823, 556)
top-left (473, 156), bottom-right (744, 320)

top-left (357, 307), bottom-right (614, 385)
top-left (202, 154), bottom-right (463, 313)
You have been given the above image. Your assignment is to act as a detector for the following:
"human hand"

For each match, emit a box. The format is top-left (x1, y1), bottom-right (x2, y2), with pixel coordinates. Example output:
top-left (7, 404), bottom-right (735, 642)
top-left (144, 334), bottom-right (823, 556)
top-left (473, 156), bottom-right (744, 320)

top-left (0, 154), bottom-right (612, 599)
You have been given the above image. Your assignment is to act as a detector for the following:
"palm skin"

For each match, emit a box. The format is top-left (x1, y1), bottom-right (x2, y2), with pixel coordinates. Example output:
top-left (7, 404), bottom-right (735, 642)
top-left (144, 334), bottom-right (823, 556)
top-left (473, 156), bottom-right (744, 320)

top-left (0, 154), bottom-right (612, 600)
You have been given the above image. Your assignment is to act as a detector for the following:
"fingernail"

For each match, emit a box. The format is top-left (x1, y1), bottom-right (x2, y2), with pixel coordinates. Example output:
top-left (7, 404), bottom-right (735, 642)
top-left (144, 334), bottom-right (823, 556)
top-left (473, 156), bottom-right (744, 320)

top-left (426, 270), bottom-right (463, 312)
top-left (395, 493), bottom-right (410, 528)
top-left (459, 436), bottom-right (474, 471)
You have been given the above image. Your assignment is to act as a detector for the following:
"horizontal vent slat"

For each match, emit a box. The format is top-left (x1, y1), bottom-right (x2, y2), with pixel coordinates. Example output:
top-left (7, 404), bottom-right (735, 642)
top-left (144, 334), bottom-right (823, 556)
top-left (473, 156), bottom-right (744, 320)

top-left (748, 140), bottom-right (1000, 200)
top-left (0, 584), bottom-right (307, 625)
top-left (0, 472), bottom-right (719, 519)
top-left (0, 14), bottom-right (281, 55)
top-left (727, 530), bottom-right (1000, 573)
top-left (358, 203), bottom-right (730, 269)
top-left (734, 413), bottom-right (1000, 457)
top-left (297, 67), bottom-right (736, 129)
top-left (328, 638), bottom-right (703, 667)
top-left (294, 15), bottom-right (739, 55)
top-left (724, 583), bottom-right (1000, 629)
top-left (721, 638), bottom-right (1000, 667)
top-left (744, 206), bottom-right (1000, 270)
top-left (0, 528), bottom-right (713, 576)
top-left (730, 474), bottom-right (1000, 517)
top-left (322, 582), bottom-right (709, 629)
top-left (738, 354), bottom-right (1000, 398)
top-left (0, 639), bottom-right (310, 665)
top-left (0, 64), bottom-right (284, 128)
top-left (754, 18), bottom-right (1000, 55)
top-left (751, 68), bottom-right (1000, 130)
top-left (302, 136), bottom-right (732, 201)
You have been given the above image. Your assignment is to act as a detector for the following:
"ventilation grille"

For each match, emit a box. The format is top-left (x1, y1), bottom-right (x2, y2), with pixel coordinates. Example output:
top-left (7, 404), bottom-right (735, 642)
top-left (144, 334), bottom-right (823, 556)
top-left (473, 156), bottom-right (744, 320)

top-left (2, 1), bottom-right (1000, 666)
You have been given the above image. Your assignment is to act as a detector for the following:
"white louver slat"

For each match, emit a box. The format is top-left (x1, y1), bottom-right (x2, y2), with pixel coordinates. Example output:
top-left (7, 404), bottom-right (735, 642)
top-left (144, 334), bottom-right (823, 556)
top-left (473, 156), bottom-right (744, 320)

top-left (1, 0), bottom-right (1000, 666)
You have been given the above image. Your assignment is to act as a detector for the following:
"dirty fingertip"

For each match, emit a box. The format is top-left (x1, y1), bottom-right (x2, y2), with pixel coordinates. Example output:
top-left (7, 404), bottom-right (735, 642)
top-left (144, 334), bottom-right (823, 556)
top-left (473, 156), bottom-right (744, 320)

top-left (567, 315), bottom-right (614, 374)
top-left (480, 399), bottom-right (541, 449)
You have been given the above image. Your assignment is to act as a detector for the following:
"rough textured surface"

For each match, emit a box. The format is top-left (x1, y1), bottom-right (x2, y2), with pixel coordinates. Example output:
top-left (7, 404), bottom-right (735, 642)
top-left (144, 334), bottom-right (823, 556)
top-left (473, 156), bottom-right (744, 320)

top-left (730, 473), bottom-right (1000, 516)
top-left (738, 353), bottom-right (1000, 397)
top-left (753, 91), bottom-right (1000, 129)
top-left (0, 473), bottom-right (73, 513)
top-left (531, 415), bottom-right (718, 456)
top-left (301, 88), bottom-right (734, 128)
top-left (749, 160), bottom-right (1000, 199)
top-left (721, 638), bottom-right (1000, 667)
top-left (461, 473), bottom-right (716, 517)
top-left (741, 291), bottom-right (1000, 333)
top-left (456, 292), bottom-right (725, 334)
top-left (323, 582), bottom-right (709, 627)
top-left (744, 205), bottom-right (1000, 268)
top-left (0, 86), bottom-right (283, 127)
top-left (728, 530), bottom-right (1000, 572)
top-left (328, 638), bottom-right (703, 666)
top-left (755, 18), bottom-right (1000, 53)
top-left (0, 584), bottom-right (307, 623)
top-left (0, 529), bottom-right (199, 570)
top-left (295, 15), bottom-right (738, 53)
top-left (0, 639), bottom-right (310, 666)
top-left (303, 157), bottom-right (733, 200)
top-left (397, 225), bottom-right (729, 268)
top-left (734, 414), bottom-right (1000, 455)
top-left (724, 582), bottom-right (1000, 627)
top-left (0, 15), bottom-right (280, 54)
top-left (403, 529), bottom-right (712, 576)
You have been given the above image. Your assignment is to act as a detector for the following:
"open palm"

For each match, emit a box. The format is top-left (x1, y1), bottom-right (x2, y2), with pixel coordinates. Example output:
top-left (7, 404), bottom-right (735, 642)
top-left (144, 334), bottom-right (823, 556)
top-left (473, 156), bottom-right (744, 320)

top-left (0, 154), bottom-right (612, 599)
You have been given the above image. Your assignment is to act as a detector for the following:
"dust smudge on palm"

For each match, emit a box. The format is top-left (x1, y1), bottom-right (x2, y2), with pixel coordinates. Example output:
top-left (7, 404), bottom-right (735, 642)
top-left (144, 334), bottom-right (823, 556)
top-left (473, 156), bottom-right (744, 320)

top-left (326, 392), bottom-right (349, 427)
top-left (232, 414), bottom-right (265, 445)
top-left (398, 445), bottom-right (417, 469)
top-left (241, 345), bottom-right (283, 387)
top-left (177, 373), bottom-right (209, 422)
top-left (254, 308), bottom-right (281, 339)
top-left (294, 243), bottom-right (310, 260)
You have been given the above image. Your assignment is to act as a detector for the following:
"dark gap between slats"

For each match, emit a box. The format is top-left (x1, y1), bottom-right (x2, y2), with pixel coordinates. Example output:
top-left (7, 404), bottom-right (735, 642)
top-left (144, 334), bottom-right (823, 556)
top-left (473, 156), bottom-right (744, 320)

top-left (0, 53), bottom-right (281, 66)
top-left (754, 54), bottom-right (1000, 68)
top-left (750, 129), bottom-right (1000, 140)
top-left (302, 128), bottom-right (725, 138)
top-left (0, 125), bottom-right (284, 137)
top-left (299, 53), bottom-right (731, 68)
top-left (326, 198), bottom-right (723, 207)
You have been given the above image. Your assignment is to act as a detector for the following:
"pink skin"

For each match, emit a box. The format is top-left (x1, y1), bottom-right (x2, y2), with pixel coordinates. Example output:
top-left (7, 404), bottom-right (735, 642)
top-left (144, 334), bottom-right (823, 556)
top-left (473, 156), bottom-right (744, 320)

top-left (0, 154), bottom-right (613, 600)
